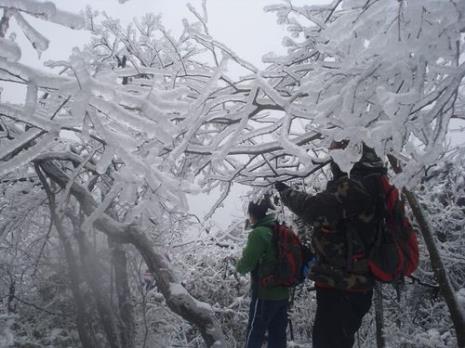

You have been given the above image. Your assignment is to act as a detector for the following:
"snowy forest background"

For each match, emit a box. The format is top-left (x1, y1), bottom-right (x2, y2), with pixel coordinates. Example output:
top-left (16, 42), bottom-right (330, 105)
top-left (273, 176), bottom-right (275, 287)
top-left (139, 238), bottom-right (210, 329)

top-left (1, 0), bottom-right (465, 347)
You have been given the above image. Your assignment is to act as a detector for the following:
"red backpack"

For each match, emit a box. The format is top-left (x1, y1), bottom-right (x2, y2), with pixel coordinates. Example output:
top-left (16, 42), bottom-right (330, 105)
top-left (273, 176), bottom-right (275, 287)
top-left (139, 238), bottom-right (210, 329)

top-left (259, 224), bottom-right (306, 288)
top-left (368, 176), bottom-right (420, 282)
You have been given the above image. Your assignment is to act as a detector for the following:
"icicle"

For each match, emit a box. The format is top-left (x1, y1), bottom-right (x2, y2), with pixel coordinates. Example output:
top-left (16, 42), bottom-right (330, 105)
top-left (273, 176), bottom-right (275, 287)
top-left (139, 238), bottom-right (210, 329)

top-left (96, 146), bottom-right (115, 175)
top-left (80, 113), bottom-right (90, 143)
top-left (12, 11), bottom-right (49, 56)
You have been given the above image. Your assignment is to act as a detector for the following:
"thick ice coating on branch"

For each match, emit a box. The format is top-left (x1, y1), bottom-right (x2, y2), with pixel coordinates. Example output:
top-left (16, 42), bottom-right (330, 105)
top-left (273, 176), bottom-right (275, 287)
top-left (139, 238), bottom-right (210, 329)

top-left (0, 0), bottom-right (84, 29)
top-left (12, 10), bottom-right (49, 55)
top-left (0, 0), bottom-right (55, 18)
top-left (0, 37), bottom-right (21, 61)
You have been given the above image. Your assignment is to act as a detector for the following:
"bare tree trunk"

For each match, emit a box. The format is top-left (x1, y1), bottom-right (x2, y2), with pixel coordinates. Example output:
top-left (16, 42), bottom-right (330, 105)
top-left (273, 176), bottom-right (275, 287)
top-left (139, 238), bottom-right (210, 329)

top-left (112, 55), bottom-right (136, 348)
top-left (374, 283), bottom-right (385, 348)
top-left (69, 212), bottom-right (123, 348)
top-left (56, 230), bottom-right (97, 348)
top-left (109, 239), bottom-right (136, 348)
top-left (403, 190), bottom-right (465, 347)
top-left (38, 160), bottom-right (226, 347)
top-left (35, 164), bottom-right (97, 348)
top-left (388, 156), bottom-right (465, 348)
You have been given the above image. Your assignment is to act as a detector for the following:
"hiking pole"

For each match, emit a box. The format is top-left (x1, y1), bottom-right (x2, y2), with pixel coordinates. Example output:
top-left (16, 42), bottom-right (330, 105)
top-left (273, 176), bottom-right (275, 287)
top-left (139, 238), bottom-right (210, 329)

top-left (288, 317), bottom-right (295, 343)
top-left (287, 287), bottom-right (296, 342)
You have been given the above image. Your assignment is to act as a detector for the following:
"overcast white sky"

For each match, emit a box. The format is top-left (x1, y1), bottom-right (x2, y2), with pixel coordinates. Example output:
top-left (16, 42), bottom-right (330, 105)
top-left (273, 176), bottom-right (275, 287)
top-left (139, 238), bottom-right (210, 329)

top-left (17, 0), bottom-right (326, 72)
top-left (3, 0), bottom-right (330, 230)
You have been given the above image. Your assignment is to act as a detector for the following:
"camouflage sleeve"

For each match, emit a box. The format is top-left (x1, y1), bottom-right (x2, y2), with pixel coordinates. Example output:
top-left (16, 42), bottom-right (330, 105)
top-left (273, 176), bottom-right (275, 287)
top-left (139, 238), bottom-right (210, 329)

top-left (279, 188), bottom-right (343, 224)
top-left (279, 177), bottom-right (372, 224)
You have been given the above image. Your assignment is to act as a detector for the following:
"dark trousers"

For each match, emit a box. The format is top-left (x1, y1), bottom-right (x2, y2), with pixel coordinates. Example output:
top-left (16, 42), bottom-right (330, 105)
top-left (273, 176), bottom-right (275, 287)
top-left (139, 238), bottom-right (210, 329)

top-left (245, 295), bottom-right (288, 348)
top-left (313, 287), bottom-right (373, 348)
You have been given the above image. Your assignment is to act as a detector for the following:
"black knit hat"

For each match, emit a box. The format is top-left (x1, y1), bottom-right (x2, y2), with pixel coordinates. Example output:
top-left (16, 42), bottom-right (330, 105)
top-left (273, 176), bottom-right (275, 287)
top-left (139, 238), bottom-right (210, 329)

top-left (353, 144), bottom-right (385, 170)
top-left (247, 194), bottom-right (273, 220)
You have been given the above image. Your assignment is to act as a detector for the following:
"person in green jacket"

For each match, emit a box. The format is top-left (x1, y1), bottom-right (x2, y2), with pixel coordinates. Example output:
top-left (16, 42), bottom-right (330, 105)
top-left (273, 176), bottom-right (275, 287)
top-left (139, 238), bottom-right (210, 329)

top-left (236, 195), bottom-right (289, 348)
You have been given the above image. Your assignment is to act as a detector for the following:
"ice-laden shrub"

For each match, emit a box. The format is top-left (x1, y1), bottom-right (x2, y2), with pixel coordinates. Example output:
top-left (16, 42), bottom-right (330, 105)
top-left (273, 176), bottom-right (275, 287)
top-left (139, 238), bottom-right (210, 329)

top-left (176, 240), bottom-right (251, 346)
top-left (172, 220), bottom-right (320, 347)
top-left (170, 217), bottom-right (322, 346)
top-left (6, 312), bottom-right (80, 348)
top-left (138, 300), bottom-right (194, 347)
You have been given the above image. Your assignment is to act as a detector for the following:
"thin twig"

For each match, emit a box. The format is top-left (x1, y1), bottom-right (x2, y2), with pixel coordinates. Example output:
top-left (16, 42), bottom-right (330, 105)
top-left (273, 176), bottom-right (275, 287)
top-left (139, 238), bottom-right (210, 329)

top-left (31, 216), bottom-right (54, 277)
top-left (13, 295), bottom-right (69, 317)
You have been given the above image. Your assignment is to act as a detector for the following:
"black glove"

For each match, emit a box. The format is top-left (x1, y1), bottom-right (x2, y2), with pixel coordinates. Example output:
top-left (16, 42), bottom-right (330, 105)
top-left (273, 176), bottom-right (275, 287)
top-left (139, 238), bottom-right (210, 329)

top-left (275, 181), bottom-right (289, 192)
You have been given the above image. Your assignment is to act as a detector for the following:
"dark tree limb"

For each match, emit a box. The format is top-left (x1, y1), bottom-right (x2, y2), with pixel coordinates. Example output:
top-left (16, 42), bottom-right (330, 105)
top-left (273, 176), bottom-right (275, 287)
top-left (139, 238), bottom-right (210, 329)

top-left (388, 155), bottom-right (465, 348)
top-left (34, 163), bottom-right (98, 348)
top-left (67, 210), bottom-right (122, 348)
top-left (37, 160), bottom-right (226, 347)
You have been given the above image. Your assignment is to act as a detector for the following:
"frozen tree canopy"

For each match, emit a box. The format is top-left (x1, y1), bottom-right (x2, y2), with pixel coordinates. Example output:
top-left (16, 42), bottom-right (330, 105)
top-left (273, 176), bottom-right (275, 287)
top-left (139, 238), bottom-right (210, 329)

top-left (180, 0), bottom-right (465, 190)
top-left (1, 0), bottom-right (465, 347)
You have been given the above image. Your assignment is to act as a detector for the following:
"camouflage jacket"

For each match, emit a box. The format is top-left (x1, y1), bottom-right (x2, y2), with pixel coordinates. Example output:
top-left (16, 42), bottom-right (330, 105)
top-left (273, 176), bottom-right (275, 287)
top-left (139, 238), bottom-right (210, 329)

top-left (280, 172), bottom-right (382, 291)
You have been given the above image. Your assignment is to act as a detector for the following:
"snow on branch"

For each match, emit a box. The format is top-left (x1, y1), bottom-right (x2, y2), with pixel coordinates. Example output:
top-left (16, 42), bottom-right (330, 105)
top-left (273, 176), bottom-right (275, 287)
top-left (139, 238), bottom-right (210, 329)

top-left (0, 37), bottom-right (21, 61)
top-left (0, 0), bottom-right (84, 28)
top-left (0, 0), bottom-right (55, 18)
top-left (0, 130), bottom-right (58, 177)
top-left (252, 0), bottom-right (465, 188)
top-left (0, 0), bottom-right (83, 58)
top-left (2, 0), bottom-right (464, 241)
top-left (12, 10), bottom-right (49, 54)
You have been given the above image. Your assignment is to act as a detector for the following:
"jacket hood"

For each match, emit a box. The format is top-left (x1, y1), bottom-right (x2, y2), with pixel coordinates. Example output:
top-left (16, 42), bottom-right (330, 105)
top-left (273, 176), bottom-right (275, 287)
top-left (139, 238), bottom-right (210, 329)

top-left (252, 214), bottom-right (276, 228)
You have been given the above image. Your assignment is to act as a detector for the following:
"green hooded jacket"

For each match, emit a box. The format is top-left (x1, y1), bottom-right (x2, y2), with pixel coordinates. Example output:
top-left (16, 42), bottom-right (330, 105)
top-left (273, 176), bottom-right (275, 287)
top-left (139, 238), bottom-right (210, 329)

top-left (236, 214), bottom-right (289, 300)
